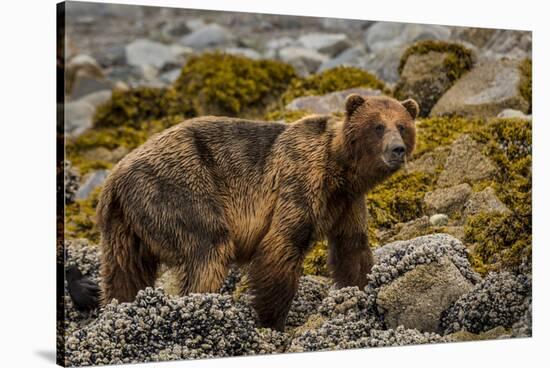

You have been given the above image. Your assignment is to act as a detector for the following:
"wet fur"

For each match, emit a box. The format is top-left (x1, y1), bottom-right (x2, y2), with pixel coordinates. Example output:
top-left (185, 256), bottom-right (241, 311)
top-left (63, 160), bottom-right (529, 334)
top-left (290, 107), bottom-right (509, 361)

top-left (95, 95), bottom-right (418, 331)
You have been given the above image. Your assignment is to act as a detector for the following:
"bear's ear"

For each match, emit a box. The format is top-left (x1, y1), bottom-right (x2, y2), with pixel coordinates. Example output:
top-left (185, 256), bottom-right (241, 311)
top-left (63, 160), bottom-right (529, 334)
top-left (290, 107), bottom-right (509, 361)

top-left (345, 94), bottom-right (365, 117)
top-left (401, 99), bottom-right (419, 120)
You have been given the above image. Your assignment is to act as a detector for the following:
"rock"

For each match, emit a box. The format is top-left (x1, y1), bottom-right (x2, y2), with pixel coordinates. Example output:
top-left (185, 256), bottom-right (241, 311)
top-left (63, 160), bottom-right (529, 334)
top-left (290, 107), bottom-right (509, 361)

top-left (463, 187), bottom-right (510, 216)
top-left (158, 69), bottom-right (181, 84)
top-left (497, 108), bottom-right (532, 120)
top-left (446, 326), bottom-right (511, 342)
top-left (482, 30), bottom-right (532, 60)
top-left (365, 22), bottom-right (451, 52)
top-left (185, 18), bottom-right (206, 32)
top-left (69, 69), bottom-right (112, 100)
top-left (377, 257), bottom-right (474, 333)
top-left (285, 87), bottom-right (381, 114)
top-left (297, 33), bottom-right (351, 57)
top-left (430, 214), bottom-right (449, 226)
top-left (64, 161), bottom-right (80, 205)
top-left (180, 23), bottom-right (231, 49)
top-left (405, 146), bottom-right (450, 174)
top-left (424, 183), bottom-right (473, 215)
top-left (78, 90), bottom-right (112, 109)
top-left (64, 100), bottom-right (95, 136)
top-left (437, 135), bottom-right (498, 187)
top-left (360, 46), bottom-right (405, 83)
top-left (286, 276), bottom-right (330, 326)
top-left (265, 36), bottom-right (297, 51)
top-left (430, 60), bottom-right (530, 117)
top-left (394, 46), bottom-right (472, 116)
top-left (318, 46), bottom-right (367, 72)
top-left (93, 45), bottom-right (127, 67)
top-left (376, 216), bottom-right (431, 245)
top-left (75, 170), bottom-right (109, 200)
top-left (441, 272), bottom-right (531, 334)
top-left (321, 18), bottom-right (370, 31)
top-left (224, 47), bottom-right (262, 60)
top-left (125, 39), bottom-right (177, 69)
top-left (278, 47), bottom-right (329, 75)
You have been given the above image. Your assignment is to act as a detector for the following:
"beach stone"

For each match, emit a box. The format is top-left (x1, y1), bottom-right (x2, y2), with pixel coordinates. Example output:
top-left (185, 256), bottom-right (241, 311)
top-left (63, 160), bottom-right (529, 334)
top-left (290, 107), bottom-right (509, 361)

top-left (75, 170), bottom-right (109, 200)
top-left (429, 214), bottom-right (449, 226)
top-left (125, 39), bottom-right (176, 69)
top-left (437, 135), bottom-right (498, 187)
top-left (463, 187), bottom-right (510, 216)
top-left (406, 146), bottom-right (450, 174)
top-left (424, 183), bottom-right (473, 215)
top-left (430, 60), bottom-right (529, 117)
top-left (180, 23), bottom-right (231, 49)
top-left (318, 46), bottom-right (367, 72)
top-left (65, 100), bottom-right (94, 136)
top-left (297, 33), bottom-right (351, 56)
top-left (497, 109), bottom-right (532, 120)
top-left (365, 22), bottom-right (451, 52)
top-left (278, 47), bottom-right (329, 75)
top-left (377, 257), bottom-right (474, 333)
top-left (285, 87), bottom-right (381, 114)
top-left (360, 45), bottom-right (405, 83)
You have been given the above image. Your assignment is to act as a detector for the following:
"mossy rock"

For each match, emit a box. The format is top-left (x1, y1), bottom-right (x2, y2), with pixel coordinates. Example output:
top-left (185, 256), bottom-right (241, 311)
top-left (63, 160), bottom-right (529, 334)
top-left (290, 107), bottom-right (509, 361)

top-left (173, 52), bottom-right (297, 117)
top-left (93, 87), bottom-right (190, 129)
top-left (395, 40), bottom-right (474, 117)
top-left (518, 58), bottom-right (532, 113)
top-left (280, 66), bottom-right (387, 106)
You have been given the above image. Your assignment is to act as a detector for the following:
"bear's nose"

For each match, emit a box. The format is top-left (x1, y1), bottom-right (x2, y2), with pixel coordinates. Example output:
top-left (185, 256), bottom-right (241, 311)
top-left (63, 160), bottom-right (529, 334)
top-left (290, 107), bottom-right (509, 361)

top-left (390, 144), bottom-right (406, 159)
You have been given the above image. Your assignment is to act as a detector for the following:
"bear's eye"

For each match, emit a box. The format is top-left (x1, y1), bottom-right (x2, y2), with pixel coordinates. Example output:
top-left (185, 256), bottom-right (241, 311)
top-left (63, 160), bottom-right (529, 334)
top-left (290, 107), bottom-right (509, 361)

top-left (374, 124), bottom-right (385, 133)
top-left (397, 124), bottom-right (405, 134)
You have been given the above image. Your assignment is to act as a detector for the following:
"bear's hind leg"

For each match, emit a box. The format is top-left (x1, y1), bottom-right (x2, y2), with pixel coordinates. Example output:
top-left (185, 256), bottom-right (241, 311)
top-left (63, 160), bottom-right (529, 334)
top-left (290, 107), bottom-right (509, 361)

top-left (100, 230), bottom-right (159, 305)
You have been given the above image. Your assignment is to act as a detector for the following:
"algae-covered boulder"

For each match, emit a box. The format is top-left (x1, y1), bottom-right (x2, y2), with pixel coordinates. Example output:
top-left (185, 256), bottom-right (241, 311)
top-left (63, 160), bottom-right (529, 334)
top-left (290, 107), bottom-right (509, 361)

top-left (174, 52), bottom-right (297, 117)
top-left (430, 59), bottom-right (530, 117)
top-left (394, 40), bottom-right (474, 117)
top-left (376, 257), bottom-right (474, 333)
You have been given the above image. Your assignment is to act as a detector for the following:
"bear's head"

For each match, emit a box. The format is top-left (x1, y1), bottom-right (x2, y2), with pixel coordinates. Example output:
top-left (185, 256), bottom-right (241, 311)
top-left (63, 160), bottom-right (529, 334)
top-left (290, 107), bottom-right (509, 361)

top-left (342, 94), bottom-right (418, 181)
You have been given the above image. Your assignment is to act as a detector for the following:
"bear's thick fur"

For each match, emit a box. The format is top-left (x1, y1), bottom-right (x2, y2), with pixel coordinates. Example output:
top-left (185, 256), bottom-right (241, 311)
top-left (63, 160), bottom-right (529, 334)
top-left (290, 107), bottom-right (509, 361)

top-left (96, 94), bottom-right (418, 330)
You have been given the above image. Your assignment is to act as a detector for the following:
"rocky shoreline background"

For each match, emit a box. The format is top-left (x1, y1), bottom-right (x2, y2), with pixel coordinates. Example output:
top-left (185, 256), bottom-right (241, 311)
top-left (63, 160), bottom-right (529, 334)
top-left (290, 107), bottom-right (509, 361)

top-left (60, 2), bottom-right (532, 366)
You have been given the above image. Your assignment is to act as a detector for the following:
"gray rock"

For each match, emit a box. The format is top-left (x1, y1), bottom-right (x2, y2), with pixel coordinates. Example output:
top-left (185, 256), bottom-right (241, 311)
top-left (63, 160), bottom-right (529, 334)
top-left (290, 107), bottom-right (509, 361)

top-left (64, 161), bottom-right (80, 205)
top-left (93, 45), bottom-right (127, 67)
top-left (431, 59), bottom-right (529, 117)
top-left (64, 100), bottom-right (95, 136)
top-left (377, 257), bottom-right (474, 333)
top-left (482, 30), bottom-right (532, 61)
top-left (180, 23), bottom-right (231, 49)
top-left (185, 18), bottom-right (206, 32)
top-left (75, 170), bottom-right (109, 200)
top-left (158, 69), bottom-right (181, 84)
top-left (78, 90), bottom-right (112, 109)
top-left (224, 47), bottom-right (262, 60)
top-left (285, 87), bottom-right (381, 114)
top-left (70, 70), bottom-right (112, 100)
top-left (405, 146), bottom-right (450, 174)
top-left (125, 39), bottom-right (177, 69)
top-left (430, 214), bottom-right (449, 226)
top-left (463, 187), bottom-right (510, 216)
top-left (376, 216), bottom-right (431, 245)
top-left (265, 36), bottom-right (297, 51)
top-left (437, 135), bottom-right (498, 187)
top-left (497, 109), bottom-right (532, 120)
top-left (424, 183), bottom-right (473, 215)
top-left (359, 45), bottom-right (405, 83)
top-left (318, 46), bottom-right (367, 72)
top-left (278, 47), bottom-right (329, 75)
top-left (297, 33), bottom-right (351, 57)
top-left (365, 22), bottom-right (451, 52)
top-left (321, 18), bottom-right (371, 31)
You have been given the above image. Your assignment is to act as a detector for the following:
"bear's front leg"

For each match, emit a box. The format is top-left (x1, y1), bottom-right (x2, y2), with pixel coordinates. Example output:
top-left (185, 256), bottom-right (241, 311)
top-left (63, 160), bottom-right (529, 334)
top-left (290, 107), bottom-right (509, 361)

top-left (248, 226), bottom-right (309, 331)
top-left (328, 197), bottom-right (374, 289)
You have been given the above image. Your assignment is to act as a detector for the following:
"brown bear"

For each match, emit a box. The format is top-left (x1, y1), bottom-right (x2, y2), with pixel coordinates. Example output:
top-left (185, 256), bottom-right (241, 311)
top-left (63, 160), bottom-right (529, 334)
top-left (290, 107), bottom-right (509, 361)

top-left (90, 94), bottom-right (418, 331)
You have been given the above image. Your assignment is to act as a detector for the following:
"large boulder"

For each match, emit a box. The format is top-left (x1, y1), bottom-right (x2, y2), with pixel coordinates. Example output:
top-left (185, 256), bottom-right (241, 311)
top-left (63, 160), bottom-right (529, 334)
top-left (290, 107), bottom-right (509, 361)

top-left (64, 100), bottom-right (95, 136)
top-left (365, 22), bottom-right (451, 52)
top-left (360, 46), bottom-right (405, 83)
top-left (394, 41), bottom-right (474, 117)
top-left (318, 46), bottom-right (367, 72)
top-left (377, 258), bottom-right (474, 333)
top-left (278, 47), bottom-right (328, 76)
top-left (424, 183), bottom-right (473, 215)
top-left (430, 59), bottom-right (530, 117)
top-left (285, 87), bottom-right (381, 114)
top-left (125, 39), bottom-right (178, 69)
top-left (75, 170), bottom-right (109, 200)
top-left (463, 187), bottom-right (510, 216)
top-left (437, 135), bottom-right (497, 187)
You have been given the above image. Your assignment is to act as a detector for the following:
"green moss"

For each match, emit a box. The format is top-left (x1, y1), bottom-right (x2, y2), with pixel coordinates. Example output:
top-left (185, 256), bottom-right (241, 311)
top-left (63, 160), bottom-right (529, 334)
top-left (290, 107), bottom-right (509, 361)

top-left (93, 87), bottom-right (190, 129)
top-left (414, 116), bottom-right (485, 157)
top-left (303, 241), bottom-right (329, 276)
top-left (280, 66), bottom-right (387, 106)
top-left (518, 58), bottom-right (532, 113)
top-left (173, 52), bottom-right (297, 117)
top-left (65, 187), bottom-right (102, 242)
top-left (264, 109), bottom-right (311, 122)
top-left (367, 171), bottom-right (436, 240)
top-left (398, 40), bottom-right (474, 83)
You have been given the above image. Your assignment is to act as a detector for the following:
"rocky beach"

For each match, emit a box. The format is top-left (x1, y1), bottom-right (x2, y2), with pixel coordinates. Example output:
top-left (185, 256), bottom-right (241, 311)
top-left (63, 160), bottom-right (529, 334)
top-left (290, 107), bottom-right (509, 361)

top-left (60, 2), bottom-right (532, 366)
